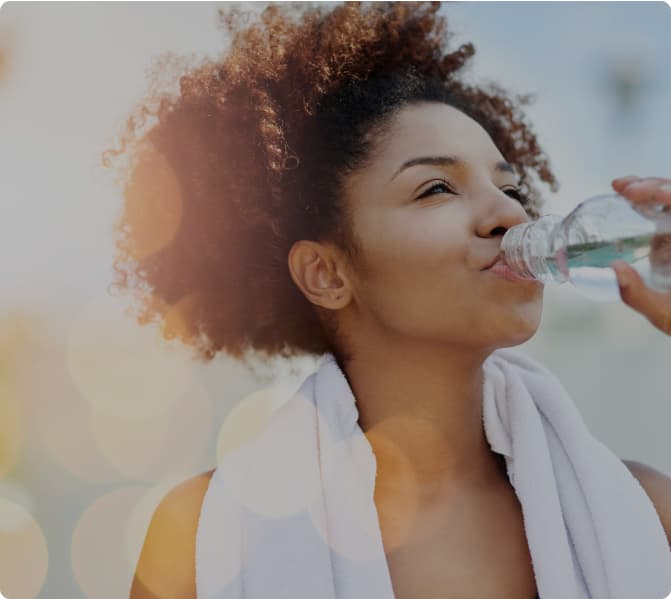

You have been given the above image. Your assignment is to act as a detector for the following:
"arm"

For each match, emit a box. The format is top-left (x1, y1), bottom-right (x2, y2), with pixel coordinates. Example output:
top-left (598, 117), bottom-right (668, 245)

top-left (622, 459), bottom-right (671, 549)
top-left (129, 469), bottom-right (216, 599)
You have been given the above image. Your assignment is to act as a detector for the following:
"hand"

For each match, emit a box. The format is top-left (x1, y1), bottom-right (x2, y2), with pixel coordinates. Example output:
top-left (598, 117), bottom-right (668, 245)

top-left (610, 176), bottom-right (671, 336)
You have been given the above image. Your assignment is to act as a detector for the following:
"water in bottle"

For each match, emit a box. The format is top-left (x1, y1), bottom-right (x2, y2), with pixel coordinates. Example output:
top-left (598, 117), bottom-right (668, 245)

top-left (500, 193), bottom-right (671, 302)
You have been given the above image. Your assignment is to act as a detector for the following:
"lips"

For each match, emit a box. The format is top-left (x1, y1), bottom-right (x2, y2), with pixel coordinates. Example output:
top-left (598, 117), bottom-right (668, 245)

top-left (485, 260), bottom-right (540, 284)
top-left (481, 255), bottom-right (503, 270)
top-left (481, 253), bottom-right (539, 284)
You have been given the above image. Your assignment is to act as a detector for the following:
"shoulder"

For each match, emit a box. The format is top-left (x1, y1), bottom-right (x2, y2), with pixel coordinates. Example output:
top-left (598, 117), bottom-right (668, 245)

top-left (129, 468), bottom-right (216, 599)
top-left (622, 459), bottom-right (671, 548)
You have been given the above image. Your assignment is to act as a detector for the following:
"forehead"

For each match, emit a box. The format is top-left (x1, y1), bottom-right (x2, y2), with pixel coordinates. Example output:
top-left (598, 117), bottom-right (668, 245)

top-left (376, 102), bottom-right (505, 175)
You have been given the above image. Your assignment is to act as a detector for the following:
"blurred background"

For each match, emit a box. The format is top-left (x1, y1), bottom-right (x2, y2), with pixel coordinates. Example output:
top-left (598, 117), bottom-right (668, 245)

top-left (0, 1), bottom-right (670, 597)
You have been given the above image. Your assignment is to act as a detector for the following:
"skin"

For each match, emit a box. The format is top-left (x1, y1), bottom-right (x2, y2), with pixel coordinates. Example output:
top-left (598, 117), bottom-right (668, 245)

top-left (288, 101), bottom-right (545, 501)
top-left (610, 175), bottom-right (671, 336)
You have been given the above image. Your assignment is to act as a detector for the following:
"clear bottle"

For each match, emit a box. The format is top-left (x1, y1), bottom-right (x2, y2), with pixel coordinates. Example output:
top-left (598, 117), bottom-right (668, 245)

top-left (499, 192), bottom-right (671, 302)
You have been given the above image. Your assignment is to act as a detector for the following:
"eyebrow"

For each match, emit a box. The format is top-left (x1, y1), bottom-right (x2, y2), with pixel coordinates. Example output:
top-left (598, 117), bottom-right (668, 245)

top-left (389, 155), bottom-right (518, 182)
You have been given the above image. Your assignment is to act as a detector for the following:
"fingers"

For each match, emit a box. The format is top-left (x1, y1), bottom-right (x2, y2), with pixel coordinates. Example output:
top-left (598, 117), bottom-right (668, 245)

top-left (611, 176), bottom-right (671, 207)
top-left (612, 175), bottom-right (642, 190)
top-left (612, 176), bottom-right (671, 189)
top-left (611, 260), bottom-right (671, 335)
top-left (610, 175), bottom-right (671, 336)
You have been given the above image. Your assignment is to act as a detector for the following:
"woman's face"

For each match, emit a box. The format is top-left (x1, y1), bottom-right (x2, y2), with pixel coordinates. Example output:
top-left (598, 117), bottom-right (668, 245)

top-left (341, 101), bottom-right (544, 352)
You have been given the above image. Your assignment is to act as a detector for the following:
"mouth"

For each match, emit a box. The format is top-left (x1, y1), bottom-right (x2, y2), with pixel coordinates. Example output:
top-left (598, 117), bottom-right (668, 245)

top-left (483, 257), bottom-right (541, 284)
top-left (481, 255), bottom-right (503, 271)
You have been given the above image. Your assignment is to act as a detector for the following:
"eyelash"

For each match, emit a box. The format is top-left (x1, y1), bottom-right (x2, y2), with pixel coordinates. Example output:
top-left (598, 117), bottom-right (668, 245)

top-left (416, 181), bottom-right (527, 203)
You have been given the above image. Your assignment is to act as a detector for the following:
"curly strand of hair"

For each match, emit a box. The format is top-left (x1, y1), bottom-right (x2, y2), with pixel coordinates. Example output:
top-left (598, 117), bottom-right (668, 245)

top-left (250, 86), bottom-right (294, 240)
top-left (439, 42), bottom-right (476, 78)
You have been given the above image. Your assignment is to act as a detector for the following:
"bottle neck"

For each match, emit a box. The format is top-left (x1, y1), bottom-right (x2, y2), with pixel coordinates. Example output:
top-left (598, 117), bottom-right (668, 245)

top-left (500, 222), bottom-right (536, 279)
top-left (500, 215), bottom-right (566, 284)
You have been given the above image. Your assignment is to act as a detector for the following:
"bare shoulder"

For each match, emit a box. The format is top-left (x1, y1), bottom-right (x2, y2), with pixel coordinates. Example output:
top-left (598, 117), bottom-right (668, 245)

top-left (622, 459), bottom-right (671, 548)
top-left (129, 468), bottom-right (217, 599)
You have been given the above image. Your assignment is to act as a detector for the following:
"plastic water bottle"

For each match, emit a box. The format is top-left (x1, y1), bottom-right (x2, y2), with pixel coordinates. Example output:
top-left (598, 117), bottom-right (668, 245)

top-left (499, 193), bottom-right (671, 302)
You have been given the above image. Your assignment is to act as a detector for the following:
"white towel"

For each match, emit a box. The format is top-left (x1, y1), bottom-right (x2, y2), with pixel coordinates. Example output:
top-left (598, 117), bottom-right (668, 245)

top-left (195, 348), bottom-right (671, 599)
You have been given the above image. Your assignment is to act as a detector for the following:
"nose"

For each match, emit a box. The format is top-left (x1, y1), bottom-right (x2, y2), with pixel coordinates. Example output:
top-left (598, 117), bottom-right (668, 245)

top-left (475, 188), bottom-right (532, 239)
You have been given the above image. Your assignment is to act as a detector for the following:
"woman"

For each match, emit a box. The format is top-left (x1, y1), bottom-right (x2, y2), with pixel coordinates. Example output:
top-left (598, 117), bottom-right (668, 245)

top-left (105, 3), bottom-right (671, 598)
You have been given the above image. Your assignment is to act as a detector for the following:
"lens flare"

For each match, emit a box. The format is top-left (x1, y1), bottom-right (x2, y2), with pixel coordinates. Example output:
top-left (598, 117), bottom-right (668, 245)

top-left (0, 496), bottom-right (48, 599)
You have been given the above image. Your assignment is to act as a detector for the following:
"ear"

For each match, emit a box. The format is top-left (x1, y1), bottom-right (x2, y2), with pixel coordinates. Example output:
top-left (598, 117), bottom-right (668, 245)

top-left (287, 240), bottom-right (353, 310)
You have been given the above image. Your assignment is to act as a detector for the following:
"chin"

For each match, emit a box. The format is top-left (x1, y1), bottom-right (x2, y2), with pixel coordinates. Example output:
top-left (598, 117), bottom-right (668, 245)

top-left (500, 328), bottom-right (539, 349)
top-left (490, 310), bottom-right (542, 349)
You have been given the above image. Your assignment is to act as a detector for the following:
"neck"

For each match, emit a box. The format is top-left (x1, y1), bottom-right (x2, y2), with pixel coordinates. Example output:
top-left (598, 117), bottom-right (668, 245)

top-left (336, 338), bottom-right (506, 496)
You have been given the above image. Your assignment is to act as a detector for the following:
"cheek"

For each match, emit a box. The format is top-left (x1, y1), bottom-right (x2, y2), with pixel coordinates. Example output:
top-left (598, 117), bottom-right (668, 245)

top-left (367, 215), bottom-right (467, 280)
top-left (352, 217), bottom-right (470, 310)
top-left (358, 204), bottom-right (465, 254)
top-left (355, 252), bottom-right (475, 337)
top-left (360, 239), bottom-right (465, 311)
top-left (351, 210), bottom-right (544, 339)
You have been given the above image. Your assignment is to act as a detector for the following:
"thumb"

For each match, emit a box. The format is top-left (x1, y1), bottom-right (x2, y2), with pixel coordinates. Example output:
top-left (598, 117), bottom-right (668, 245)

top-left (611, 260), bottom-right (671, 333)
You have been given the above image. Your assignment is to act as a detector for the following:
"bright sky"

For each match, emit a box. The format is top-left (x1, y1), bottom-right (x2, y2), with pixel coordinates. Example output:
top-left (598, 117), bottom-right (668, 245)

top-left (1, 1), bottom-right (670, 311)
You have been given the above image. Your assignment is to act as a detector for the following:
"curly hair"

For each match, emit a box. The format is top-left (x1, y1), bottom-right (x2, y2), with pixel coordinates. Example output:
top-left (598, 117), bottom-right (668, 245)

top-left (102, 1), bottom-right (558, 370)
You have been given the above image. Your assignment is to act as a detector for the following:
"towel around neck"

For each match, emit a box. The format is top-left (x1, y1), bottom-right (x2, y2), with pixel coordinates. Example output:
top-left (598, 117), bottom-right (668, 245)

top-left (195, 347), bottom-right (671, 599)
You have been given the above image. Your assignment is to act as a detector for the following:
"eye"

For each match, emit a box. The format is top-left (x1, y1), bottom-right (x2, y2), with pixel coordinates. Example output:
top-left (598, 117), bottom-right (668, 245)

top-left (502, 187), bottom-right (527, 203)
top-left (415, 180), bottom-right (456, 200)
